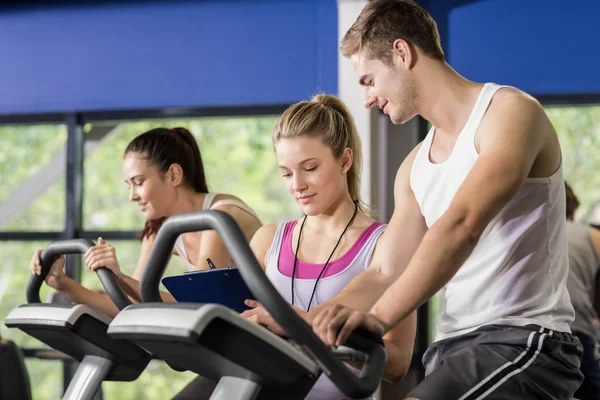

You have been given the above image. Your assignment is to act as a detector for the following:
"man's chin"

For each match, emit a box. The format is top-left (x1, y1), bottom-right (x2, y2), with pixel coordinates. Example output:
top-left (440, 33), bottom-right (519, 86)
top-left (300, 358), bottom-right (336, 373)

top-left (389, 114), bottom-right (403, 125)
top-left (390, 113), bottom-right (414, 125)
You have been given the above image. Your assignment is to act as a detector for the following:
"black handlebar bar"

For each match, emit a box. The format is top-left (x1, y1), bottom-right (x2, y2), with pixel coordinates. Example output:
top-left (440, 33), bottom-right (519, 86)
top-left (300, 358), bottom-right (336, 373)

top-left (140, 211), bottom-right (386, 398)
top-left (27, 239), bottom-right (132, 311)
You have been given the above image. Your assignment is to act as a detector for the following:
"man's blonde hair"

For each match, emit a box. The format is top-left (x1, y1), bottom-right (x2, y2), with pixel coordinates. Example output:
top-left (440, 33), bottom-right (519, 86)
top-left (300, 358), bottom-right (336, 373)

top-left (341, 0), bottom-right (445, 65)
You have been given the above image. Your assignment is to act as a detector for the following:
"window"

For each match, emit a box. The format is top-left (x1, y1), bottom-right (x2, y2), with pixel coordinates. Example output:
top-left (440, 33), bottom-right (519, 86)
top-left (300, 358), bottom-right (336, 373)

top-left (0, 241), bottom-right (55, 347)
top-left (83, 117), bottom-right (300, 232)
top-left (78, 116), bottom-right (300, 397)
top-left (25, 359), bottom-right (63, 400)
top-left (546, 105), bottom-right (600, 224)
top-left (2, 113), bottom-right (304, 399)
top-left (102, 362), bottom-right (196, 400)
top-left (0, 124), bottom-right (67, 232)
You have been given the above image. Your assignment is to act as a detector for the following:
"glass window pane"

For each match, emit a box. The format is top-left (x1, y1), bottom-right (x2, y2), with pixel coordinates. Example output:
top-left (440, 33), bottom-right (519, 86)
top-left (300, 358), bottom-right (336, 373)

top-left (83, 117), bottom-right (300, 231)
top-left (0, 241), bottom-right (56, 348)
top-left (0, 125), bottom-right (67, 232)
top-left (25, 359), bottom-right (63, 400)
top-left (102, 361), bottom-right (196, 399)
top-left (546, 105), bottom-right (600, 224)
top-left (428, 291), bottom-right (443, 344)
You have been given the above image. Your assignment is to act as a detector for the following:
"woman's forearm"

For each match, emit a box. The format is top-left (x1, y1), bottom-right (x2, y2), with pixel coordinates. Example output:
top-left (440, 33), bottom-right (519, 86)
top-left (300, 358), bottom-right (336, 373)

top-left (118, 274), bottom-right (143, 303)
top-left (119, 274), bottom-right (176, 303)
top-left (57, 277), bottom-right (120, 318)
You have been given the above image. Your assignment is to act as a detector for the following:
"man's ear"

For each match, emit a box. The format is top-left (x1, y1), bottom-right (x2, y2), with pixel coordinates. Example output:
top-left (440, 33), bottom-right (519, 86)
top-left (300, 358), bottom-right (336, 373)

top-left (392, 38), bottom-right (415, 70)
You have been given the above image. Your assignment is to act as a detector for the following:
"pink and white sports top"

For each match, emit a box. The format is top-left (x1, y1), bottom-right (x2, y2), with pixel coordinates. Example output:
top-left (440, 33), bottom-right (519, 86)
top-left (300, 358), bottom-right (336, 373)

top-left (265, 220), bottom-right (386, 400)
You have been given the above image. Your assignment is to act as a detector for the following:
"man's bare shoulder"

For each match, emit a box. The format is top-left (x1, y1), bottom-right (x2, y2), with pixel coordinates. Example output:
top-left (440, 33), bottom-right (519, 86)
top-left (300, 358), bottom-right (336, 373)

top-left (478, 86), bottom-right (553, 146)
top-left (487, 86), bottom-right (545, 120)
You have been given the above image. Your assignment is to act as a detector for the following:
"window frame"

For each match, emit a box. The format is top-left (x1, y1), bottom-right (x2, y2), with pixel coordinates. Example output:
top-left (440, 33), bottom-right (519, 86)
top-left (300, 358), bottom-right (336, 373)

top-left (0, 104), bottom-right (289, 395)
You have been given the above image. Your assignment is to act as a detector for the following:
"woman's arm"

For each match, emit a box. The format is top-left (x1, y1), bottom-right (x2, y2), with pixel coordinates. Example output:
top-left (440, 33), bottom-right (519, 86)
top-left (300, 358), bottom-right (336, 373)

top-left (56, 276), bottom-right (121, 318)
top-left (86, 237), bottom-right (176, 303)
top-left (131, 235), bottom-right (156, 281)
top-left (192, 205), bottom-right (263, 270)
top-left (29, 249), bottom-right (122, 318)
top-left (248, 224), bottom-right (278, 271)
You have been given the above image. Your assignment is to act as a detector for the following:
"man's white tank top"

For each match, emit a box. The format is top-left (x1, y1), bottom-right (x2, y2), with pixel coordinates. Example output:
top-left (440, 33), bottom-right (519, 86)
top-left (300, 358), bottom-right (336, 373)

top-left (410, 83), bottom-right (574, 341)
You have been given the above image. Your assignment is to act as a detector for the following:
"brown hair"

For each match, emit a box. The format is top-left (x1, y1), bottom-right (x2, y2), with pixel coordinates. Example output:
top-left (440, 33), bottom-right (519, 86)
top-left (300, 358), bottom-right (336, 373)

top-left (565, 181), bottom-right (580, 219)
top-left (125, 127), bottom-right (209, 239)
top-left (272, 94), bottom-right (367, 212)
top-left (341, 0), bottom-right (445, 64)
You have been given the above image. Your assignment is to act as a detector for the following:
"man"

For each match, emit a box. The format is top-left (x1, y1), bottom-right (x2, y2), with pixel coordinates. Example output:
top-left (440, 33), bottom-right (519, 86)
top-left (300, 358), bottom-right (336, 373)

top-left (308, 0), bottom-right (583, 398)
top-left (565, 181), bottom-right (600, 400)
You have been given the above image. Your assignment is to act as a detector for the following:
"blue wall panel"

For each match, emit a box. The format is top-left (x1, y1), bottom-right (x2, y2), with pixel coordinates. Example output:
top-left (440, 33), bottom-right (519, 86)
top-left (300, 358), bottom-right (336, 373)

top-left (445, 0), bottom-right (600, 96)
top-left (0, 0), bottom-right (338, 115)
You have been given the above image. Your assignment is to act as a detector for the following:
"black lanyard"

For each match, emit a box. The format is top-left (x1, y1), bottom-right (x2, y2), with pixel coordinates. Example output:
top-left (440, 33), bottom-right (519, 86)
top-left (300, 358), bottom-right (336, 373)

top-left (291, 200), bottom-right (359, 311)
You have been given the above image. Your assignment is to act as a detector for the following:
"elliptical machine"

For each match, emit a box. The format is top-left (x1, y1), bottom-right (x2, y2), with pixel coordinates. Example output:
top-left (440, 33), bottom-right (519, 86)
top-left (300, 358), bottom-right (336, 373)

top-left (4, 239), bottom-right (152, 400)
top-left (108, 210), bottom-right (387, 399)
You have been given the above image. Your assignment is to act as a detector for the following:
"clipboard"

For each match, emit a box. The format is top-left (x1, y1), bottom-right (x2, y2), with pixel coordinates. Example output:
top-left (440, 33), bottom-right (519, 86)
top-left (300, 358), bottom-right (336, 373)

top-left (161, 268), bottom-right (255, 313)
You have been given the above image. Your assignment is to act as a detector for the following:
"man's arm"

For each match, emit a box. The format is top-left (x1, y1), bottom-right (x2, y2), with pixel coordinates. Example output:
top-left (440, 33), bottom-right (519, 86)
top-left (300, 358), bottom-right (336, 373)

top-left (369, 90), bottom-right (554, 330)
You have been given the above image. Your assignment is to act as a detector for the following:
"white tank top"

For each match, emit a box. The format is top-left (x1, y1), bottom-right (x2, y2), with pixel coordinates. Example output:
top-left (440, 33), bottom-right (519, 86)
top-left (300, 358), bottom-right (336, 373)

top-left (173, 193), bottom-right (260, 270)
top-left (265, 221), bottom-right (386, 400)
top-left (410, 83), bottom-right (574, 341)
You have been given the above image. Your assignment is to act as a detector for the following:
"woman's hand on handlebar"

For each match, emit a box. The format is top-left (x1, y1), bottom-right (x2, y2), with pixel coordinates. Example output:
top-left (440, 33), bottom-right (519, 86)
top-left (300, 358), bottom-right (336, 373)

top-left (29, 249), bottom-right (66, 290)
top-left (311, 304), bottom-right (388, 348)
top-left (241, 299), bottom-right (306, 337)
top-left (84, 237), bottom-right (123, 280)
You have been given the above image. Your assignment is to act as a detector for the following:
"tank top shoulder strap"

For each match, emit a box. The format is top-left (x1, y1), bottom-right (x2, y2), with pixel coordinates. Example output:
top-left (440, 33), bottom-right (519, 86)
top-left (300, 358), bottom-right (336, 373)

top-left (173, 235), bottom-right (186, 258)
top-left (202, 192), bottom-right (217, 210)
top-left (416, 126), bottom-right (435, 163)
top-left (460, 83), bottom-right (506, 145)
top-left (265, 222), bottom-right (289, 271)
top-left (410, 127), bottom-right (435, 189)
top-left (353, 223), bottom-right (386, 265)
top-left (209, 197), bottom-right (261, 223)
top-left (173, 234), bottom-right (196, 271)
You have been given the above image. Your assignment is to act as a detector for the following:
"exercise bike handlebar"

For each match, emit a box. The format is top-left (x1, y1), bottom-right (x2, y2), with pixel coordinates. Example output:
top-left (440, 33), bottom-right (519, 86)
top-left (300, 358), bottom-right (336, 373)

top-left (140, 210), bottom-right (386, 399)
top-left (26, 239), bottom-right (132, 311)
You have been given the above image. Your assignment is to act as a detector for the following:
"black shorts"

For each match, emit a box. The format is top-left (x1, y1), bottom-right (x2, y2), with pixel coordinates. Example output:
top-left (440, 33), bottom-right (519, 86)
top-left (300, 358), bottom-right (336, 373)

top-left (408, 324), bottom-right (583, 400)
